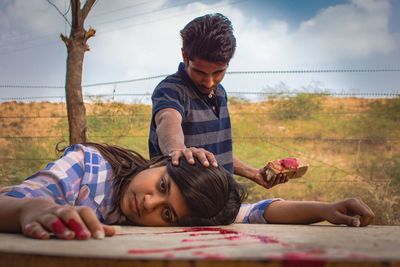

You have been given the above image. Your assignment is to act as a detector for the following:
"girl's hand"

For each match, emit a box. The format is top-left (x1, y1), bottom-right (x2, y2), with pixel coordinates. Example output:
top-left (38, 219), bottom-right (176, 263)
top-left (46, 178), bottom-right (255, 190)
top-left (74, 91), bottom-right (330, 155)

top-left (19, 198), bottom-right (116, 240)
top-left (324, 198), bottom-right (375, 227)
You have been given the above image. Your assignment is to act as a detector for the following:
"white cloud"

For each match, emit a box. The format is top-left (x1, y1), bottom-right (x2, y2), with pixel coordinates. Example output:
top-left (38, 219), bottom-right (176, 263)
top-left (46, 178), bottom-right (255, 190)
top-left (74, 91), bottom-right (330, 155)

top-left (294, 0), bottom-right (394, 61)
top-left (0, 0), bottom-right (399, 99)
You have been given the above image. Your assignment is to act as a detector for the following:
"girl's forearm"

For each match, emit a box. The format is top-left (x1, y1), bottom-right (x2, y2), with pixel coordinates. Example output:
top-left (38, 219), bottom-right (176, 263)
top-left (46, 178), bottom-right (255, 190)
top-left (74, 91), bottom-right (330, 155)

top-left (0, 195), bottom-right (28, 232)
top-left (263, 200), bottom-right (329, 224)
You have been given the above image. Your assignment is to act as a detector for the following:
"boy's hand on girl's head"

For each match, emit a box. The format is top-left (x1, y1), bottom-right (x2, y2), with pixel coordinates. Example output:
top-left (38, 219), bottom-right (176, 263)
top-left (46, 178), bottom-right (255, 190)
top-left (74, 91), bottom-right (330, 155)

top-left (19, 198), bottom-right (116, 240)
top-left (324, 198), bottom-right (375, 227)
top-left (169, 147), bottom-right (218, 168)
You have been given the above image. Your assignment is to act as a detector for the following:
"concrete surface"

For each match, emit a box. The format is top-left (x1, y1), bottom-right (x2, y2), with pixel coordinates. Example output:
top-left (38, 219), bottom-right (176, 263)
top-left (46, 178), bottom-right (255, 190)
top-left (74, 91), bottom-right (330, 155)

top-left (0, 224), bottom-right (399, 267)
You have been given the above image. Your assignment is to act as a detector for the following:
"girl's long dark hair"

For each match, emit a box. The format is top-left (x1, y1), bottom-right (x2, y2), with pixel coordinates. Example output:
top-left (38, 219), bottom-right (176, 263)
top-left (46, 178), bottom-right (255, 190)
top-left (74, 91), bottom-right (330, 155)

top-left (59, 142), bottom-right (246, 226)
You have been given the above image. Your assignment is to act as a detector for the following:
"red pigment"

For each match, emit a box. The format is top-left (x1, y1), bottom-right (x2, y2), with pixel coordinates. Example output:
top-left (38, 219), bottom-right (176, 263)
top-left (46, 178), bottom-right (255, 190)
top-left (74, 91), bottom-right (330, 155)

top-left (67, 218), bottom-right (88, 239)
top-left (182, 236), bottom-right (241, 242)
top-left (273, 251), bottom-right (327, 267)
top-left (128, 227), bottom-right (281, 256)
top-left (128, 242), bottom-right (247, 255)
top-left (51, 219), bottom-right (65, 235)
top-left (280, 158), bottom-right (299, 169)
top-left (184, 227), bottom-right (239, 235)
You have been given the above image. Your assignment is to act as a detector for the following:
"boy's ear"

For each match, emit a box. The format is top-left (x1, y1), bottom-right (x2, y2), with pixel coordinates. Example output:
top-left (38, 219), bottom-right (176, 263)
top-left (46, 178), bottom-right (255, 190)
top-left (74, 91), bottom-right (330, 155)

top-left (181, 48), bottom-right (188, 64)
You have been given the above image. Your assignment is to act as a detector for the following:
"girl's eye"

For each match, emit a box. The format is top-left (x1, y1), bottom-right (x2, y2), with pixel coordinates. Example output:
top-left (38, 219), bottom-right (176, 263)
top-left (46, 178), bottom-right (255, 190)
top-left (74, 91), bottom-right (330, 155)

top-left (160, 177), bottom-right (166, 193)
top-left (163, 208), bottom-right (173, 222)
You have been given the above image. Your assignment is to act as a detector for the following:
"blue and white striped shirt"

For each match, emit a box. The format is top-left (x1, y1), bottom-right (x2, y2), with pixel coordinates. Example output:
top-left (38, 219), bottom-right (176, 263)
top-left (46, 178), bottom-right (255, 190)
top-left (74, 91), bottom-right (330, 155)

top-left (0, 144), bottom-right (278, 224)
top-left (149, 63), bottom-right (234, 174)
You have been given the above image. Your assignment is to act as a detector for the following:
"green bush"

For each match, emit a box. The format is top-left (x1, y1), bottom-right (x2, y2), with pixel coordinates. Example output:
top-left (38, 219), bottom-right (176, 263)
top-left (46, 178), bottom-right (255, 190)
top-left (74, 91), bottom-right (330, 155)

top-left (351, 97), bottom-right (400, 139)
top-left (270, 93), bottom-right (323, 120)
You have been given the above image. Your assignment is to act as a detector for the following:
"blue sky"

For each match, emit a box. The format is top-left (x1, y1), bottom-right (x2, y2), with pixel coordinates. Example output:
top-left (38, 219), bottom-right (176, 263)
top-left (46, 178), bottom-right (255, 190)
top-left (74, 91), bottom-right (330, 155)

top-left (0, 0), bottom-right (399, 101)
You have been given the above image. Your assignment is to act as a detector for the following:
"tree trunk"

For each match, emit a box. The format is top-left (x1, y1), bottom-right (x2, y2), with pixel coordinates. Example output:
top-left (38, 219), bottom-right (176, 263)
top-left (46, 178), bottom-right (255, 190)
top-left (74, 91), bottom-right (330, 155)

top-left (61, 0), bottom-right (96, 145)
top-left (65, 35), bottom-right (87, 145)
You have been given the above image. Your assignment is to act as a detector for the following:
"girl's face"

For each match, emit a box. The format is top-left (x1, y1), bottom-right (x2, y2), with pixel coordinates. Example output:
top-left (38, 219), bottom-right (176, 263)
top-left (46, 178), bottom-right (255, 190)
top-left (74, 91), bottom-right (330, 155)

top-left (120, 166), bottom-right (189, 226)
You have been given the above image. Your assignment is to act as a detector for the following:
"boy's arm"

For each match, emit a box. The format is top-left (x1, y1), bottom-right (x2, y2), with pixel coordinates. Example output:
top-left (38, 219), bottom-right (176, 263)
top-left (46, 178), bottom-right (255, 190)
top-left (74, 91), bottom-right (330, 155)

top-left (155, 108), bottom-right (218, 167)
top-left (263, 198), bottom-right (375, 227)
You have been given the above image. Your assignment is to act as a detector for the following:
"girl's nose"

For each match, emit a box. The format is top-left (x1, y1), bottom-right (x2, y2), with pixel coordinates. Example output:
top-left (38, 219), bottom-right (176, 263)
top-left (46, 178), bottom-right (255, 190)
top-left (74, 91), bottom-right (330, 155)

top-left (143, 194), bottom-right (165, 212)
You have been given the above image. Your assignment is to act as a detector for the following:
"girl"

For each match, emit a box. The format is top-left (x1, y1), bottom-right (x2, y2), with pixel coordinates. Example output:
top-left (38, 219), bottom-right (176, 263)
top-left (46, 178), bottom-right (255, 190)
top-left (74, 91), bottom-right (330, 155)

top-left (0, 143), bottom-right (374, 240)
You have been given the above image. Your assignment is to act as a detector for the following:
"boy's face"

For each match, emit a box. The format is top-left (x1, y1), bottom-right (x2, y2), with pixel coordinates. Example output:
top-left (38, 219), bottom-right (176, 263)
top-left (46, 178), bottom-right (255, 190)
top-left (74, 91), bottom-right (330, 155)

top-left (120, 166), bottom-right (189, 226)
top-left (183, 54), bottom-right (228, 95)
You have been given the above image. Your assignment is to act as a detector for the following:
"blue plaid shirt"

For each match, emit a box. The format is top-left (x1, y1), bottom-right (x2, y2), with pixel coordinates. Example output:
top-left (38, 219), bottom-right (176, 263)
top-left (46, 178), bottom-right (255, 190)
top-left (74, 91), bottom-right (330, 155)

top-left (0, 144), bottom-right (278, 224)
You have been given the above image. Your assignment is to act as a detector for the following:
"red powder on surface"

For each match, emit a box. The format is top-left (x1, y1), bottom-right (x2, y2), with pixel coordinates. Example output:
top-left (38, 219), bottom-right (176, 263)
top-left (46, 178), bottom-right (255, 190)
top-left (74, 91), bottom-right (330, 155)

top-left (128, 242), bottom-right (246, 255)
top-left (127, 227), bottom-right (281, 257)
top-left (269, 250), bottom-right (327, 267)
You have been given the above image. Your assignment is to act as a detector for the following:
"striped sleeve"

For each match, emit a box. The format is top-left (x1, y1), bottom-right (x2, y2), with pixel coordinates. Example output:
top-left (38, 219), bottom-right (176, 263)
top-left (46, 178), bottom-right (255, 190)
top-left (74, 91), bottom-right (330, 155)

top-left (235, 199), bottom-right (282, 224)
top-left (0, 145), bottom-right (86, 205)
top-left (151, 86), bottom-right (185, 119)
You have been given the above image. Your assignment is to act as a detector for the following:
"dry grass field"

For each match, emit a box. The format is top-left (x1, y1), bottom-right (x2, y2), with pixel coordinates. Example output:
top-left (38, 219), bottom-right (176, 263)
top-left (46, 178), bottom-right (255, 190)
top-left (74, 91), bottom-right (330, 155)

top-left (0, 95), bottom-right (399, 225)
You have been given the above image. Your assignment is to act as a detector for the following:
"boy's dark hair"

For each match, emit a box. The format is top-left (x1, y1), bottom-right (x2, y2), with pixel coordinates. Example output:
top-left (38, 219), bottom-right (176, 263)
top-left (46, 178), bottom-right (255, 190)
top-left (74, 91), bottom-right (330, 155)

top-left (78, 142), bottom-right (246, 226)
top-left (180, 13), bottom-right (236, 63)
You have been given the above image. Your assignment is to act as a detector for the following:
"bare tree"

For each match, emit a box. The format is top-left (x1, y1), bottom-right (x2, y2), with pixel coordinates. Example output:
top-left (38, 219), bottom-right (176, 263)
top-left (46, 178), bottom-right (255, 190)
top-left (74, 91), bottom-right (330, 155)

top-left (49, 0), bottom-right (96, 144)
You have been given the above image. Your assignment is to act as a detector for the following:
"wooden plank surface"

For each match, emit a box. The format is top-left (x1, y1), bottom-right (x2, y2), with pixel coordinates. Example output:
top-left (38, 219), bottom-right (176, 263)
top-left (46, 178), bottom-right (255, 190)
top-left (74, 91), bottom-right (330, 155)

top-left (0, 224), bottom-right (399, 267)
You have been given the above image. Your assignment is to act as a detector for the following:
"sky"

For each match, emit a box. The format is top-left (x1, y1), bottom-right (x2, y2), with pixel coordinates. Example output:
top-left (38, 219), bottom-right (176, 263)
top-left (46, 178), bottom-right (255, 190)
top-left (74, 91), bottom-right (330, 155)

top-left (0, 0), bottom-right (399, 102)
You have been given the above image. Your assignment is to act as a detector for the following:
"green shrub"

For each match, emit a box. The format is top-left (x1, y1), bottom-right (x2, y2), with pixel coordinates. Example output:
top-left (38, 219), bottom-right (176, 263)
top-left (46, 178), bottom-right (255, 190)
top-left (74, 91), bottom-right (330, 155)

top-left (351, 97), bottom-right (400, 139)
top-left (270, 93), bottom-right (323, 120)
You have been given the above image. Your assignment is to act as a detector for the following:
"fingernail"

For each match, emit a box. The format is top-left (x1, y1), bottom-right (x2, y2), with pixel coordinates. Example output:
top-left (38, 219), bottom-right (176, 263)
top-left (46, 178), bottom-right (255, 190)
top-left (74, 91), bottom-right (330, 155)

top-left (76, 230), bottom-right (91, 239)
top-left (93, 230), bottom-right (105, 240)
top-left (64, 229), bottom-right (75, 239)
top-left (38, 231), bottom-right (49, 239)
top-left (353, 219), bottom-right (360, 227)
top-left (23, 223), bottom-right (32, 234)
top-left (213, 162), bottom-right (218, 167)
top-left (113, 225), bottom-right (123, 234)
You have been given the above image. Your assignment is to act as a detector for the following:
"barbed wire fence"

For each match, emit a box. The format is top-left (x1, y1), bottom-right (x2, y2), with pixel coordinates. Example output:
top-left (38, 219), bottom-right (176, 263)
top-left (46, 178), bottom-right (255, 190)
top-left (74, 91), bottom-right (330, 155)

top-left (0, 69), bottom-right (399, 183)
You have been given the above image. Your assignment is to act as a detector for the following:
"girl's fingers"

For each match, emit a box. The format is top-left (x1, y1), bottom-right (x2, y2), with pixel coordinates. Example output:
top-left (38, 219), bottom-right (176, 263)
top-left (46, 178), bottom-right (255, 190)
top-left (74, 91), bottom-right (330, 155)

top-left (52, 206), bottom-right (91, 240)
top-left (77, 206), bottom-right (107, 239)
top-left (23, 221), bottom-right (51, 240)
top-left (331, 210), bottom-right (360, 227)
top-left (103, 225), bottom-right (117, 237)
top-left (48, 217), bottom-right (75, 239)
top-left (36, 210), bottom-right (77, 239)
top-left (350, 198), bottom-right (375, 226)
